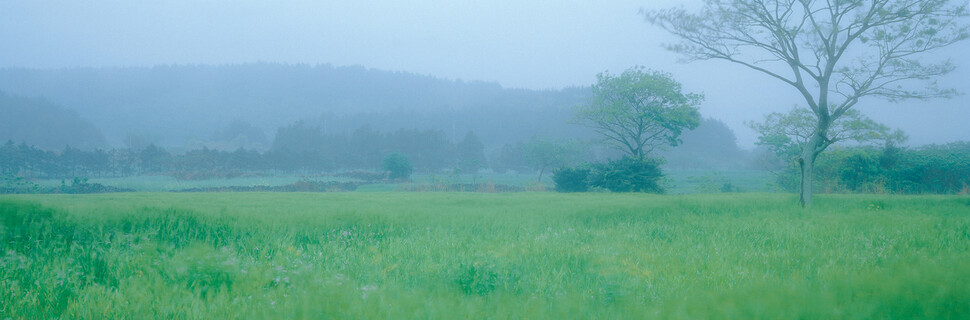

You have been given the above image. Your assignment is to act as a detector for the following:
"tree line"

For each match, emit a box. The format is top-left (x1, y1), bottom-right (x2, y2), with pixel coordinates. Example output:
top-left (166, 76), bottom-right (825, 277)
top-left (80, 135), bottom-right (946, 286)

top-left (0, 124), bottom-right (489, 180)
top-left (771, 142), bottom-right (970, 195)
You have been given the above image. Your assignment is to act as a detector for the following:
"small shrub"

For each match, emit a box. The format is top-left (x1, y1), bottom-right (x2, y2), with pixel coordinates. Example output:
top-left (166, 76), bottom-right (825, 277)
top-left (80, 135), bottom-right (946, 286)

top-left (589, 157), bottom-right (665, 193)
top-left (382, 153), bottom-right (413, 181)
top-left (0, 175), bottom-right (41, 194)
top-left (552, 157), bottom-right (665, 193)
top-left (552, 167), bottom-right (590, 192)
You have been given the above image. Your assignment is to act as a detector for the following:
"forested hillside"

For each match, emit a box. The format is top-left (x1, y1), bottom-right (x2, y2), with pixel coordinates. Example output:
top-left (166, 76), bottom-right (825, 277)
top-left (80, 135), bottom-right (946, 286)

top-left (0, 91), bottom-right (106, 150)
top-left (0, 64), bottom-right (588, 148)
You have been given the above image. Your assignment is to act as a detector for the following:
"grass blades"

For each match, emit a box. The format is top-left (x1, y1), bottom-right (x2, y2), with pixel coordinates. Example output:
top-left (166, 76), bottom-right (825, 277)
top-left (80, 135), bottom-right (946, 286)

top-left (1, 193), bottom-right (968, 319)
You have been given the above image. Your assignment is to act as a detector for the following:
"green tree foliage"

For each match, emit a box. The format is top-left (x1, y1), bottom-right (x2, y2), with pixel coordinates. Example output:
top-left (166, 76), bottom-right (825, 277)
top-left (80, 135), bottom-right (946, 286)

top-left (382, 153), bottom-right (413, 181)
top-left (576, 67), bottom-right (703, 159)
top-left (588, 157), bottom-right (665, 193)
top-left (646, 0), bottom-right (969, 207)
top-left (749, 108), bottom-right (906, 161)
top-left (750, 108), bottom-right (907, 193)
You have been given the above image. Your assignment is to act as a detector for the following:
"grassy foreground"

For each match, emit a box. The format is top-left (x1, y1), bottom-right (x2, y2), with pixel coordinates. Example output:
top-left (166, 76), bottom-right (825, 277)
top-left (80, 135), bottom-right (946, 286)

top-left (1, 193), bottom-right (969, 319)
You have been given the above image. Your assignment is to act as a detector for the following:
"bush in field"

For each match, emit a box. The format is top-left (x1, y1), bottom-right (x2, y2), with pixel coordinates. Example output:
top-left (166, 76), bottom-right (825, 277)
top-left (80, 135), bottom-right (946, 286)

top-left (0, 174), bottom-right (41, 194)
top-left (382, 153), bottom-right (413, 181)
top-left (589, 157), bottom-right (665, 193)
top-left (772, 142), bottom-right (970, 194)
top-left (553, 157), bottom-right (665, 193)
top-left (552, 167), bottom-right (590, 192)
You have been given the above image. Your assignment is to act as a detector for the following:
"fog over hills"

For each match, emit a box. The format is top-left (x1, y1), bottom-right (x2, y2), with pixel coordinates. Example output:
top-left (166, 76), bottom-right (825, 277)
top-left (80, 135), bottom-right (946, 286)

top-left (0, 64), bottom-right (588, 149)
top-left (0, 91), bottom-right (106, 150)
top-left (2, 1), bottom-right (967, 148)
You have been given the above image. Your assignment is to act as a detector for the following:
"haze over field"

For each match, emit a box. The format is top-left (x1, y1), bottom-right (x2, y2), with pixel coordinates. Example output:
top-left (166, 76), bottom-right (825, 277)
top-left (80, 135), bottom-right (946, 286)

top-left (1, 0), bottom-right (968, 147)
top-left (3, 2), bottom-right (970, 317)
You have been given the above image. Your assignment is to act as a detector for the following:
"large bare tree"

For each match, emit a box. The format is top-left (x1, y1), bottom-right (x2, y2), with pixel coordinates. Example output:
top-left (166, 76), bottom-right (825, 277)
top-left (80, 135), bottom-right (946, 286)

top-left (645, 0), bottom-right (969, 207)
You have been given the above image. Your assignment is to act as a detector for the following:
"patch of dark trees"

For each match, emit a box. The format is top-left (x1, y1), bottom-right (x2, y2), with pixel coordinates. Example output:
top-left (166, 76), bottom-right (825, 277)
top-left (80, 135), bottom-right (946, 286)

top-left (769, 142), bottom-right (970, 194)
top-left (0, 125), bottom-right (489, 181)
top-left (552, 157), bottom-right (665, 193)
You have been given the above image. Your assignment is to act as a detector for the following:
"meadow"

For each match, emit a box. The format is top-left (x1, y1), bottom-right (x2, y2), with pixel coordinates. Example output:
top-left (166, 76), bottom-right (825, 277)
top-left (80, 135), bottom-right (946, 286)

top-left (1, 192), bottom-right (969, 319)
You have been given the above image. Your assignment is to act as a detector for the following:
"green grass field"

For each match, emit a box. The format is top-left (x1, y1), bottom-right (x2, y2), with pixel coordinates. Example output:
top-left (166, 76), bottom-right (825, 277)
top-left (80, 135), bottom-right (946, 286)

top-left (2, 193), bottom-right (969, 319)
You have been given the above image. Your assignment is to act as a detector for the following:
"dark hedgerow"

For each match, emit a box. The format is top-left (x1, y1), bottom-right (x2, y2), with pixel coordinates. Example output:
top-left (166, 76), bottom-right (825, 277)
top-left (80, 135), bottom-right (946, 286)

top-left (590, 157), bottom-right (665, 193)
top-left (553, 157), bottom-right (665, 193)
top-left (552, 167), bottom-right (591, 192)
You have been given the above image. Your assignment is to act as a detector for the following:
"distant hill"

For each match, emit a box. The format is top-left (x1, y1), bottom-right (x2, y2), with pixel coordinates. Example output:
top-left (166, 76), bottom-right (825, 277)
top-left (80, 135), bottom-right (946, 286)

top-left (0, 64), bottom-right (589, 148)
top-left (0, 91), bottom-right (106, 150)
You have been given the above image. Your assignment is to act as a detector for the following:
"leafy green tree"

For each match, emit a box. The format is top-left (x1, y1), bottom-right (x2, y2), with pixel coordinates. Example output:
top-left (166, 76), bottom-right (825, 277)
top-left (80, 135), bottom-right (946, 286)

top-left (382, 153), bottom-right (413, 181)
top-left (576, 67), bottom-right (703, 159)
top-left (645, 0), bottom-right (968, 207)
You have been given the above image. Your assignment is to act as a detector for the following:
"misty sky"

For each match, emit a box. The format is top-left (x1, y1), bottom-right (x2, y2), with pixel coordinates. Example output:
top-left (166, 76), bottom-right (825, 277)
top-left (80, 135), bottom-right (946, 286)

top-left (1, 0), bottom-right (968, 147)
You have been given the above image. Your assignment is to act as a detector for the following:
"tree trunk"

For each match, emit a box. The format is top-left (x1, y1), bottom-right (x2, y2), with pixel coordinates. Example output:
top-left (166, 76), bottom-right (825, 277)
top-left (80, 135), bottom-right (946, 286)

top-left (799, 129), bottom-right (828, 208)
top-left (798, 151), bottom-right (814, 208)
top-left (537, 166), bottom-right (547, 186)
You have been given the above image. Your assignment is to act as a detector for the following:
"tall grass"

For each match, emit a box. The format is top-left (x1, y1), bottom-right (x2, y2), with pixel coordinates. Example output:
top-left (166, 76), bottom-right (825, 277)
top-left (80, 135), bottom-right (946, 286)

top-left (1, 193), bottom-right (968, 319)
